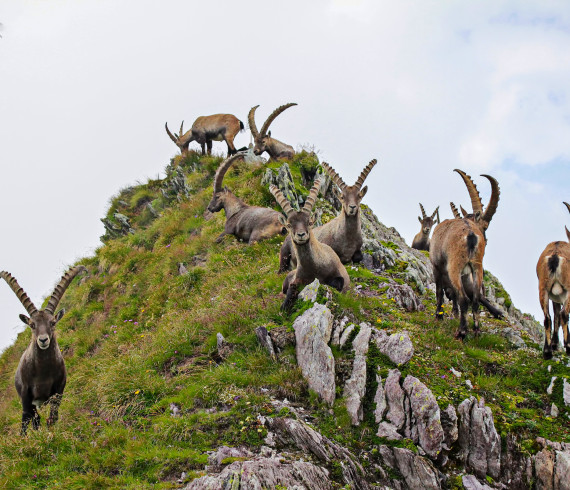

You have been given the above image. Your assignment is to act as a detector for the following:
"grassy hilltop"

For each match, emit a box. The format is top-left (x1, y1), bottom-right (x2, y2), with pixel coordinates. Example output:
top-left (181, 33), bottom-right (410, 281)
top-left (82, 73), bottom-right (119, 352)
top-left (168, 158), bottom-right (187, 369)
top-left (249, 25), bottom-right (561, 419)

top-left (0, 151), bottom-right (568, 488)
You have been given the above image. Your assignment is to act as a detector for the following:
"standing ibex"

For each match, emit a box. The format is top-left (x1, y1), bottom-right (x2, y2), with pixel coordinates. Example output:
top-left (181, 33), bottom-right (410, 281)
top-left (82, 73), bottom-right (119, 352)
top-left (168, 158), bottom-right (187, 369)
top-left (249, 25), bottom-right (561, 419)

top-left (279, 159), bottom-right (377, 272)
top-left (165, 114), bottom-right (244, 156)
top-left (430, 170), bottom-right (500, 339)
top-left (208, 153), bottom-right (286, 244)
top-left (248, 103), bottom-right (297, 161)
top-left (0, 266), bottom-right (86, 434)
top-left (411, 203), bottom-right (439, 251)
top-left (536, 202), bottom-right (570, 359)
top-left (270, 179), bottom-right (350, 312)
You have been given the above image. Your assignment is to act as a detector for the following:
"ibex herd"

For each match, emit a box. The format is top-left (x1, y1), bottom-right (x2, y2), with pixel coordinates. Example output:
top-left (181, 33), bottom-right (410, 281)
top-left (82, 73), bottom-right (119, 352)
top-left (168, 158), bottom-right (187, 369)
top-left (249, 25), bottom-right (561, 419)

top-left (2, 102), bottom-right (566, 436)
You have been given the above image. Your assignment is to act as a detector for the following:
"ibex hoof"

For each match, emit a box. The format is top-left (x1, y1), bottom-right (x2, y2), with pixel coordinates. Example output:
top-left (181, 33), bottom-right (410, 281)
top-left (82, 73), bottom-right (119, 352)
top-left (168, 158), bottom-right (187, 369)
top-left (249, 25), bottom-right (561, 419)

top-left (565, 346), bottom-right (570, 356)
top-left (543, 349), bottom-right (553, 360)
top-left (435, 311), bottom-right (444, 320)
top-left (454, 331), bottom-right (466, 341)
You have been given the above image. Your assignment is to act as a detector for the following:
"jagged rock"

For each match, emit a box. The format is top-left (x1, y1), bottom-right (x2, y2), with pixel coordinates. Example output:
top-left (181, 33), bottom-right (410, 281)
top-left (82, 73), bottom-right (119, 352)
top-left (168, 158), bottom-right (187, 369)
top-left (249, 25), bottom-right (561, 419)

top-left (299, 279), bottom-right (320, 302)
top-left (101, 213), bottom-right (135, 241)
top-left (255, 326), bottom-right (276, 359)
top-left (378, 445), bottom-right (441, 489)
top-left (170, 402), bottom-right (181, 417)
top-left (462, 475), bottom-right (493, 490)
top-left (548, 376), bottom-right (557, 395)
top-left (261, 162), bottom-right (302, 210)
top-left (376, 421), bottom-right (402, 440)
top-left (344, 323), bottom-right (371, 425)
top-left (457, 397), bottom-right (501, 480)
top-left (374, 373), bottom-right (387, 422)
top-left (402, 375), bottom-right (444, 459)
top-left (554, 450), bottom-right (570, 490)
top-left (441, 405), bottom-right (458, 450)
top-left (564, 378), bottom-right (570, 406)
top-left (293, 304), bottom-right (335, 405)
top-left (339, 323), bottom-right (356, 348)
top-left (178, 263), bottom-right (188, 275)
top-left (551, 403), bottom-right (560, 418)
top-left (243, 144), bottom-right (266, 165)
top-left (374, 330), bottom-right (414, 366)
top-left (206, 446), bottom-right (253, 470)
top-left (269, 326), bottom-right (295, 351)
top-left (500, 433), bottom-right (533, 489)
top-left (266, 417), bottom-right (370, 489)
top-left (162, 166), bottom-right (190, 201)
top-left (534, 448), bottom-right (555, 490)
top-left (386, 283), bottom-right (425, 311)
top-left (216, 333), bottom-right (233, 360)
top-left (488, 326), bottom-right (526, 348)
top-left (384, 369), bottom-right (406, 430)
top-left (331, 316), bottom-right (349, 345)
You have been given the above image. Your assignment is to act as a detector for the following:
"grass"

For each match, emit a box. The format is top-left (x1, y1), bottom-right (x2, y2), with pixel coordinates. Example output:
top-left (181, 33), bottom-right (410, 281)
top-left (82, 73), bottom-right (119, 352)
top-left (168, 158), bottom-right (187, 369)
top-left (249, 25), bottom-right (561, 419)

top-left (0, 151), bottom-right (568, 488)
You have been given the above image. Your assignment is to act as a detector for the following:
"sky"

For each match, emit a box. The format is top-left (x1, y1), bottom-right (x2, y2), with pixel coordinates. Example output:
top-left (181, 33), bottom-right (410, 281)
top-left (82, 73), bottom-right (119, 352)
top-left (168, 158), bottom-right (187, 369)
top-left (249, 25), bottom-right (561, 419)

top-left (1, 0), bottom-right (570, 353)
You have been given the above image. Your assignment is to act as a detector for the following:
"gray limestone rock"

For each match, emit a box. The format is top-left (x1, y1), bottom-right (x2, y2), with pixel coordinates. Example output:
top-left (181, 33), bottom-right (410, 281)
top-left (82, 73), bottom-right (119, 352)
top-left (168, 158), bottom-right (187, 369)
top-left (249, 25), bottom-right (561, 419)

top-left (386, 283), bottom-right (425, 312)
top-left (216, 333), bottom-right (233, 360)
top-left (299, 279), bottom-right (320, 302)
top-left (269, 326), bottom-right (296, 351)
top-left (261, 162), bottom-right (302, 210)
top-left (374, 372), bottom-right (387, 423)
top-left (564, 378), bottom-right (570, 406)
top-left (339, 324), bottom-right (356, 348)
top-left (462, 475), bottom-right (493, 490)
top-left (548, 376), bottom-right (558, 395)
top-left (534, 448), bottom-right (555, 490)
top-left (441, 404), bottom-right (458, 450)
top-left (378, 445), bottom-right (441, 489)
top-left (554, 450), bottom-right (570, 490)
top-left (377, 421), bottom-right (402, 440)
top-left (293, 304), bottom-right (335, 405)
top-left (331, 316), bottom-right (349, 345)
top-left (384, 369), bottom-right (406, 430)
top-left (374, 330), bottom-right (414, 366)
top-left (255, 326), bottom-right (276, 359)
top-left (344, 323), bottom-right (371, 425)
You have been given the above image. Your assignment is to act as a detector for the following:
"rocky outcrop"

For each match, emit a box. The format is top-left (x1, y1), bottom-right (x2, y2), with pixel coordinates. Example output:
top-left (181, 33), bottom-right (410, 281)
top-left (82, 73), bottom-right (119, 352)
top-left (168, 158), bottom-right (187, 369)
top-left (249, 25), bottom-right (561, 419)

top-left (261, 162), bottom-right (302, 210)
top-left (377, 445), bottom-right (441, 490)
top-left (374, 330), bottom-right (414, 366)
top-left (440, 405), bottom-right (458, 450)
top-left (293, 304), bottom-right (336, 405)
top-left (386, 283), bottom-right (425, 311)
top-left (299, 278), bottom-right (321, 302)
top-left (255, 326), bottom-right (276, 359)
top-left (101, 213), bottom-right (134, 241)
top-left (344, 323), bottom-right (372, 425)
top-left (462, 475), bottom-right (493, 490)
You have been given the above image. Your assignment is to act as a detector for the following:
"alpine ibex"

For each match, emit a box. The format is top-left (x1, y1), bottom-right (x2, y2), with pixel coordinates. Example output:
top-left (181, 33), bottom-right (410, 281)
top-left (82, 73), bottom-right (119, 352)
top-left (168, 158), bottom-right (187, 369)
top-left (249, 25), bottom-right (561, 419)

top-left (411, 203), bottom-right (439, 251)
top-left (0, 265), bottom-right (86, 434)
top-left (270, 179), bottom-right (350, 312)
top-left (165, 114), bottom-right (245, 156)
top-left (536, 202), bottom-right (570, 359)
top-left (430, 170), bottom-right (500, 339)
top-left (248, 103), bottom-right (297, 161)
top-left (279, 159), bottom-right (377, 272)
top-left (208, 153), bottom-right (286, 244)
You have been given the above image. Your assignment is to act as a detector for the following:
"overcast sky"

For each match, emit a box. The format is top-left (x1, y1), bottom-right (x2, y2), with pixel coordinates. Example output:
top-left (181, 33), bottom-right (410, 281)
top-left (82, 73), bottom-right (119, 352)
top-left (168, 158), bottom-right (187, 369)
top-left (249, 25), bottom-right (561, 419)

top-left (1, 0), bottom-right (570, 353)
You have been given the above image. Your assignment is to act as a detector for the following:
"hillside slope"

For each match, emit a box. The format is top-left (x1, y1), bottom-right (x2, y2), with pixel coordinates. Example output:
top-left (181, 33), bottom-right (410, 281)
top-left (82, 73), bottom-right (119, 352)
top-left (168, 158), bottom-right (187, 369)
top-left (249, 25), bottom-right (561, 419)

top-left (0, 151), bottom-right (568, 489)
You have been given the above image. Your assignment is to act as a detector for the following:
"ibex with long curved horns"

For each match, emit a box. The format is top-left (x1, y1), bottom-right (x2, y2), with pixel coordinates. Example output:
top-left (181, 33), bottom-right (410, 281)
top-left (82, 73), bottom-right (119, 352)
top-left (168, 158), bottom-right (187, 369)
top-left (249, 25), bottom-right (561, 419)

top-left (278, 159), bottom-right (377, 272)
top-left (248, 103), bottom-right (296, 161)
top-left (165, 114), bottom-right (244, 156)
top-left (270, 179), bottom-right (350, 312)
top-left (207, 153), bottom-right (286, 244)
top-left (1, 266), bottom-right (86, 434)
top-left (430, 170), bottom-right (500, 339)
top-left (536, 202), bottom-right (570, 359)
top-left (411, 203), bottom-right (439, 251)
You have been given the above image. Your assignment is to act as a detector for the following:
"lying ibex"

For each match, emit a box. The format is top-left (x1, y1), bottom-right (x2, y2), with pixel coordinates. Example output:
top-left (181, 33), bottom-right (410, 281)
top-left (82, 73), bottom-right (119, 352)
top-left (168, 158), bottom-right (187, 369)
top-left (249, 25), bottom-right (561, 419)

top-left (279, 159), bottom-right (377, 272)
top-left (165, 114), bottom-right (244, 156)
top-left (0, 265), bottom-right (86, 434)
top-left (248, 103), bottom-right (296, 161)
top-left (411, 203), bottom-right (439, 251)
top-left (270, 179), bottom-right (350, 311)
top-left (536, 202), bottom-right (570, 359)
top-left (208, 153), bottom-right (286, 244)
top-left (430, 170), bottom-right (500, 339)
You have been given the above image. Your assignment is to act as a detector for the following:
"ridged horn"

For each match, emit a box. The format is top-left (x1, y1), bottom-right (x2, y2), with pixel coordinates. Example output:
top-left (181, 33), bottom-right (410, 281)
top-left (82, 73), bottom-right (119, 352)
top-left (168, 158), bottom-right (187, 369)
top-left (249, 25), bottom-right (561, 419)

top-left (460, 205), bottom-right (469, 218)
top-left (165, 122), bottom-right (178, 143)
top-left (45, 265), bottom-right (87, 314)
top-left (248, 105), bottom-right (260, 139)
top-left (419, 203), bottom-right (427, 219)
top-left (481, 174), bottom-right (500, 223)
top-left (269, 185), bottom-right (294, 217)
top-left (259, 103), bottom-right (297, 137)
top-left (179, 120), bottom-right (184, 138)
top-left (321, 162), bottom-right (346, 191)
top-left (302, 178), bottom-right (322, 214)
top-left (355, 159), bottom-right (377, 189)
top-left (430, 206), bottom-right (439, 220)
top-left (454, 169), bottom-right (483, 215)
top-left (436, 207), bottom-right (440, 224)
top-left (213, 153), bottom-right (245, 193)
top-left (0, 271), bottom-right (38, 316)
top-left (450, 202), bottom-right (461, 219)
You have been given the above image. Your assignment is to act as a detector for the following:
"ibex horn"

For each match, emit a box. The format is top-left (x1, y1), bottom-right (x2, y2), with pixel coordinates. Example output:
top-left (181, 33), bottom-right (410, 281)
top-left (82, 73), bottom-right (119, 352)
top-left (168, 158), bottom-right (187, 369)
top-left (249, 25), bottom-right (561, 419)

top-left (0, 271), bottom-right (38, 316)
top-left (45, 265), bottom-right (87, 315)
top-left (430, 206), bottom-right (439, 220)
top-left (450, 202), bottom-right (461, 219)
top-left (259, 103), bottom-right (297, 137)
top-left (454, 169), bottom-right (483, 215)
top-left (321, 162), bottom-right (346, 191)
top-left (269, 185), bottom-right (294, 218)
top-left (248, 105), bottom-right (260, 139)
top-left (165, 122), bottom-right (179, 144)
top-left (419, 203), bottom-right (427, 219)
top-left (213, 153), bottom-right (246, 193)
top-left (460, 205), bottom-right (469, 218)
top-left (302, 178), bottom-right (322, 214)
top-left (355, 159), bottom-right (377, 189)
top-left (481, 174), bottom-right (500, 224)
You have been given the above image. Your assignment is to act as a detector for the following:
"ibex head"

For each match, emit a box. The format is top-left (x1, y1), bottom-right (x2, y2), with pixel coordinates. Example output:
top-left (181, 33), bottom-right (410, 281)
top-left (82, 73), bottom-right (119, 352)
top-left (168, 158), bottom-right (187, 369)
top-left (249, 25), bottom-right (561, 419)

top-left (207, 153), bottom-right (246, 213)
top-left (270, 179), bottom-right (321, 245)
top-left (418, 203), bottom-right (439, 235)
top-left (248, 103), bottom-right (297, 156)
top-left (321, 159), bottom-right (377, 217)
top-left (165, 121), bottom-right (194, 154)
top-left (0, 266), bottom-right (86, 350)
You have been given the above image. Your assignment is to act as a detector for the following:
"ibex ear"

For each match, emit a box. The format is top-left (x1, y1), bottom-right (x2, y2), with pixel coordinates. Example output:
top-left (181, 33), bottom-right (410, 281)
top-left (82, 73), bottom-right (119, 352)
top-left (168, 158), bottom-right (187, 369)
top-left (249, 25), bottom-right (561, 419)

top-left (19, 314), bottom-right (30, 325)
top-left (267, 130), bottom-right (272, 138)
top-left (474, 211), bottom-right (482, 222)
top-left (278, 215), bottom-right (288, 226)
top-left (359, 186), bottom-right (368, 198)
top-left (55, 308), bottom-right (66, 323)
top-left (418, 216), bottom-right (422, 223)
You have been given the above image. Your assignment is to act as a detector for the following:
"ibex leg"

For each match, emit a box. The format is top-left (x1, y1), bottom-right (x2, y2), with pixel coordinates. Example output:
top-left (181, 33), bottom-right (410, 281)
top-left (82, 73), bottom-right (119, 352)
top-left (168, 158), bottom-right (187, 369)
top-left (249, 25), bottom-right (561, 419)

top-left (540, 289), bottom-right (553, 359)
top-left (562, 300), bottom-right (570, 355)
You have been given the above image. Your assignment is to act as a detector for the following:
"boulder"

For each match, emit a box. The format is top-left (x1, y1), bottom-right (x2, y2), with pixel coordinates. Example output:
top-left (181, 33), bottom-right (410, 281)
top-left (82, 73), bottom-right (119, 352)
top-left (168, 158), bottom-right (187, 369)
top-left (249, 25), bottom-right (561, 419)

top-left (255, 326), bottom-right (276, 359)
top-left (386, 283), bottom-right (425, 312)
top-left (374, 330), bottom-right (414, 366)
top-left (384, 369), bottom-right (406, 430)
top-left (299, 278), bottom-right (320, 302)
top-left (378, 445), bottom-right (441, 489)
top-left (440, 405), bottom-right (458, 450)
top-left (374, 373), bottom-right (387, 422)
top-left (269, 326), bottom-right (296, 351)
top-left (339, 324), bottom-right (356, 348)
top-left (462, 475), bottom-right (493, 490)
top-left (344, 323), bottom-right (371, 425)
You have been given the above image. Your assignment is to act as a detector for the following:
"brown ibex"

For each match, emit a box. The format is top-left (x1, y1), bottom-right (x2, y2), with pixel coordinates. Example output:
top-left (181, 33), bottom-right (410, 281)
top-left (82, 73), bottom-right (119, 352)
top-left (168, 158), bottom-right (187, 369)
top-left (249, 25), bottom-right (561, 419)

top-left (165, 114), bottom-right (245, 156)
top-left (430, 170), bottom-right (500, 339)
top-left (536, 202), bottom-right (570, 359)
top-left (279, 159), bottom-right (377, 272)
top-left (0, 265), bottom-right (86, 434)
top-left (411, 203), bottom-right (439, 251)
top-left (248, 103), bottom-right (297, 161)
top-left (270, 179), bottom-right (350, 312)
top-left (208, 153), bottom-right (286, 244)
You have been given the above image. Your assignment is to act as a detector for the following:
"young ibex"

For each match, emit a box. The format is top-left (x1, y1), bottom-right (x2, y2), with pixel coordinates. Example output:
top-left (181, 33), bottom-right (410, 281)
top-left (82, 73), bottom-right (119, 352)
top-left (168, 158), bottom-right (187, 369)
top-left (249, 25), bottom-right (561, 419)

top-left (270, 179), bottom-right (350, 312)
top-left (536, 202), bottom-right (570, 359)
top-left (278, 159), bottom-right (377, 272)
top-left (248, 103), bottom-right (297, 161)
top-left (208, 153), bottom-right (286, 244)
top-left (165, 114), bottom-right (245, 156)
top-left (430, 170), bottom-right (500, 339)
top-left (0, 265), bottom-right (86, 434)
top-left (411, 203), bottom-right (439, 251)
